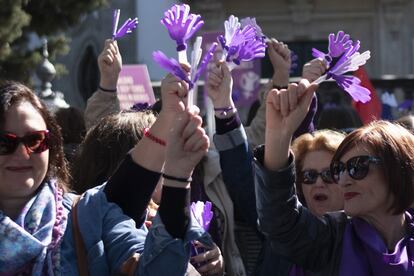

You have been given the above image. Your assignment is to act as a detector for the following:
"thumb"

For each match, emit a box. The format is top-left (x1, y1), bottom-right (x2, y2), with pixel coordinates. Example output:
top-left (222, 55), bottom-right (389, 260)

top-left (298, 79), bottom-right (318, 110)
top-left (170, 109), bottom-right (189, 140)
top-left (220, 61), bottom-right (231, 78)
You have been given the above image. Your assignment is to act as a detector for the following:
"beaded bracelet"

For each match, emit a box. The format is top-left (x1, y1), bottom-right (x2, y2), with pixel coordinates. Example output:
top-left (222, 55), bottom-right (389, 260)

top-left (214, 106), bottom-right (237, 116)
top-left (99, 85), bottom-right (117, 93)
top-left (162, 173), bottom-right (192, 183)
top-left (143, 128), bottom-right (166, 146)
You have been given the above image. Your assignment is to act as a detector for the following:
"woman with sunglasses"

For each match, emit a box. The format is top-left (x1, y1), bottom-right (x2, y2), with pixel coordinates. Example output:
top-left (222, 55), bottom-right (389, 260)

top-left (255, 79), bottom-right (414, 275)
top-left (292, 130), bottom-right (345, 218)
top-left (0, 81), bottom-right (212, 275)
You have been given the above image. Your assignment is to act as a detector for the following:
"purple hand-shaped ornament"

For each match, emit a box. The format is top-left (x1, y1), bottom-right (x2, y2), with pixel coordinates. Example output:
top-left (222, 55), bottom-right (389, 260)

top-left (152, 51), bottom-right (192, 88)
top-left (112, 9), bottom-right (138, 40)
top-left (219, 15), bottom-right (266, 68)
top-left (313, 40), bottom-right (371, 103)
top-left (194, 43), bottom-right (218, 83)
top-left (161, 4), bottom-right (204, 51)
top-left (232, 37), bottom-right (266, 65)
top-left (240, 17), bottom-right (265, 40)
top-left (328, 31), bottom-right (352, 58)
top-left (191, 201), bottom-right (214, 231)
top-left (312, 30), bottom-right (353, 65)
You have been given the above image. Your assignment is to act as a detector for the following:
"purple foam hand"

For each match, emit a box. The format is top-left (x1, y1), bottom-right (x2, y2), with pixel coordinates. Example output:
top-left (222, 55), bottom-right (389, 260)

top-left (224, 15), bottom-right (241, 45)
top-left (194, 43), bottom-right (218, 82)
top-left (221, 16), bottom-right (265, 65)
top-left (329, 74), bottom-right (371, 103)
top-left (113, 16), bottom-right (139, 40)
top-left (312, 31), bottom-right (353, 65)
top-left (191, 201), bottom-right (213, 231)
top-left (232, 37), bottom-right (266, 64)
top-left (161, 4), bottom-right (204, 51)
top-left (152, 51), bottom-right (192, 88)
top-left (329, 41), bottom-right (370, 76)
top-left (240, 17), bottom-right (264, 39)
top-left (312, 48), bottom-right (330, 62)
top-left (328, 31), bottom-right (352, 58)
top-left (315, 40), bottom-right (371, 103)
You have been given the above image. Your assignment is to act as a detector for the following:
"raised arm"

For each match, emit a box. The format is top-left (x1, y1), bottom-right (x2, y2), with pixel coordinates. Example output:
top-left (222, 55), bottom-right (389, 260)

top-left (104, 73), bottom-right (189, 226)
top-left (255, 80), bottom-right (343, 270)
top-left (138, 106), bottom-right (212, 275)
top-left (84, 39), bottom-right (122, 130)
top-left (245, 39), bottom-right (291, 147)
top-left (206, 61), bottom-right (257, 227)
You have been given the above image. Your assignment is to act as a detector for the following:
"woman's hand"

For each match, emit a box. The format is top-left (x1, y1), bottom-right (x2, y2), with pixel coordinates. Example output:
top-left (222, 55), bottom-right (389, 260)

top-left (163, 107), bottom-right (209, 188)
top-left (98, 39), bottom-right (122, 90)
top-left (191, 242), bottom-right (224, 276)
top-left (206, 61), bottom-right (234, 111)
top-left (265, 79), bottom-right (318, 170)
top-left (160, 73), bottom-right (189, 116)
top-left (267, 38), bottom-right (291, 87)
top-left (302, 58), bottom-right (327, 82)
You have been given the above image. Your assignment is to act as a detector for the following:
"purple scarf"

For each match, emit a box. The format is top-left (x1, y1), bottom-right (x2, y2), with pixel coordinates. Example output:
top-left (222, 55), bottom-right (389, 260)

top-left (339, 212), bottom-right (414, 275)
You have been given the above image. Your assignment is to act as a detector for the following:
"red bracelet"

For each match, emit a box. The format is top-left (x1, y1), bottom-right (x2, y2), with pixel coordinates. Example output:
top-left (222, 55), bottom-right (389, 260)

top-left (143, 128), bottom-right (166, 146)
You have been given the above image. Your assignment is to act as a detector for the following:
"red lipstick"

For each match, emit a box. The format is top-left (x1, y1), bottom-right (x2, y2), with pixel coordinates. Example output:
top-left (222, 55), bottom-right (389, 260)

top-left (344, 192), bottom-right (359, 200)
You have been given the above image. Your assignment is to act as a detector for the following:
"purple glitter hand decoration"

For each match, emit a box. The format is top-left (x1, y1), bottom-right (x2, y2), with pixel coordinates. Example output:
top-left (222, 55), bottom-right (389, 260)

top-left (191, 201), bottom-right (213, 231)
top-left (152, 51), bottom-right (192, 88)
top-left (313, 40), bottom-right (371, 103)
top-left (112, 9), bottom-right (138, 40)
top-left (161, 4), bottom-right (204, 51)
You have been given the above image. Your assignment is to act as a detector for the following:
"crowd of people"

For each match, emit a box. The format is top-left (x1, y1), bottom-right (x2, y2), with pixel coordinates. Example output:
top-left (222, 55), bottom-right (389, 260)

top-left (0, 34), bottom-right (413, 276)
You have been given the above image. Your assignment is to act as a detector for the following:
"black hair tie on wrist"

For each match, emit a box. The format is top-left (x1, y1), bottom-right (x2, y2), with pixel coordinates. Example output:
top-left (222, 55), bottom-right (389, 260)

top-left (272, 84), bottom-right (288, 90)
top-left (162, 173), bottom-right (192, 183)
top-left (99, 85), bottom-right (117, 93)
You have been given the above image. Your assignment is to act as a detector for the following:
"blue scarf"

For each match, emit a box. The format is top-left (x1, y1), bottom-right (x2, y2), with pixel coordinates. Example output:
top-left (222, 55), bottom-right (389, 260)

top-left (0, 180), bottom-right (67, 275)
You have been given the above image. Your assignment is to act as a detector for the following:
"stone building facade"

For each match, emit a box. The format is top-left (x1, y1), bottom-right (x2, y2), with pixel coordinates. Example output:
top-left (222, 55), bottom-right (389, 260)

top-left (54, 0), bottom-right (414, 108)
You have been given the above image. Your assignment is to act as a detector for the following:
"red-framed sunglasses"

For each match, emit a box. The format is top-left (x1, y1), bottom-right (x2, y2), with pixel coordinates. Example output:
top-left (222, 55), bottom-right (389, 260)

top-left (0, 130), bottom-right (49, 155)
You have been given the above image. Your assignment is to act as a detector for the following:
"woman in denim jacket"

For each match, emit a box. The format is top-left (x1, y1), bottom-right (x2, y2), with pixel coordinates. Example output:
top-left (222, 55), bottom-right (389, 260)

top-left (0, 80), bottom-right (211, 275)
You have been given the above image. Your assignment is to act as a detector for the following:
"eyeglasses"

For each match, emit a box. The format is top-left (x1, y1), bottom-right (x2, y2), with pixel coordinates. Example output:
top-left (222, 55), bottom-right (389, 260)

top-left (0, 130), bottom-right (49, 155)
top-left (330, 155), bottom-right (381, 183)
top-left (300, 168), bottom-right (334, 185)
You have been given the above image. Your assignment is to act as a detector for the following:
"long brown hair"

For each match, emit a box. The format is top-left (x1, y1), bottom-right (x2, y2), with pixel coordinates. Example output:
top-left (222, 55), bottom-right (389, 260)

top-left (71, 111), bottom-right (156, 193)
top-left (0, 81), bottom-right (70, 191)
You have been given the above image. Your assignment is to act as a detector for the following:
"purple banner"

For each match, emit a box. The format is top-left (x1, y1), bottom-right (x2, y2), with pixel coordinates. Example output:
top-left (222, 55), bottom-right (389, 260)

top-left (117, 65), bottom-right (155, 110)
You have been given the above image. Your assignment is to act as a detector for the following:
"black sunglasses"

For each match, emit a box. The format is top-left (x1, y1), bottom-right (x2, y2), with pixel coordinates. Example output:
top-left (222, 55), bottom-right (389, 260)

top-left (0, 130), bottom-right (49, 155)
top-left (300, 168), bottom-right (334, 185)
top-left (330, 155), bottom-right (381, 183)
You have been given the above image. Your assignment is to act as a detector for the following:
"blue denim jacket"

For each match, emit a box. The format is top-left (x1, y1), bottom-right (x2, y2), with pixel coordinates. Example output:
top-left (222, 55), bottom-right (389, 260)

top-left (60, 185), bottom-right (212, 275)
